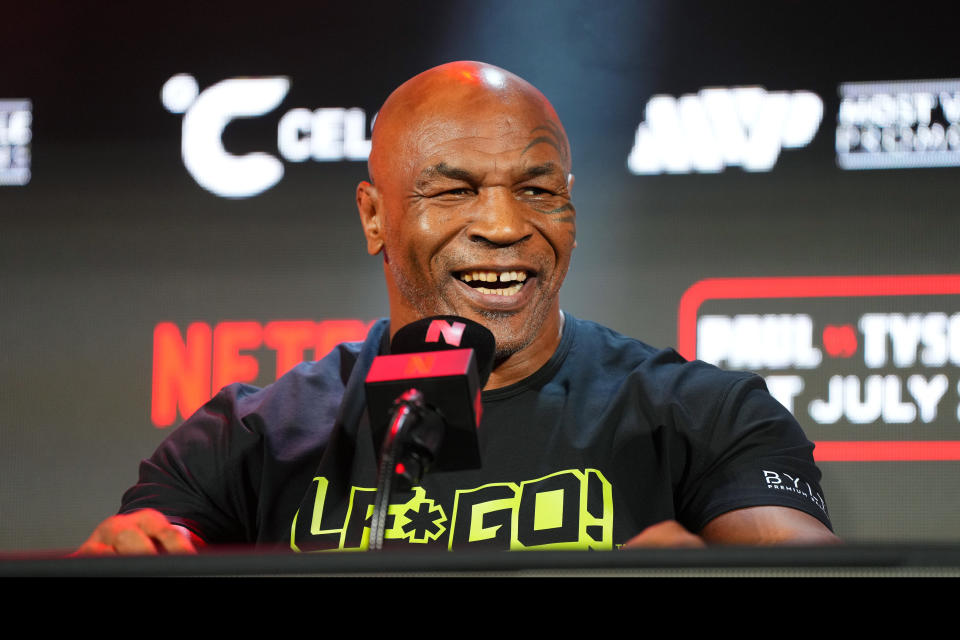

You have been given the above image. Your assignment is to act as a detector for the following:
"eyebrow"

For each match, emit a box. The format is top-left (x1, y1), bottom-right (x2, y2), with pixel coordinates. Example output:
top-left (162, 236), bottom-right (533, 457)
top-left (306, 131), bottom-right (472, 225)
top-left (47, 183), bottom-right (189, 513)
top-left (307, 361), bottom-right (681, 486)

top-left (524, 123), bottom-right (569, 161)
top-left (522, 135), bottom-right (562, 158)
top-left (416, 163), bottom-right (476, 189)
top-left (520, 162), bottom-right (562, 179)
top-left (416, 161), bottom-right (562, 189)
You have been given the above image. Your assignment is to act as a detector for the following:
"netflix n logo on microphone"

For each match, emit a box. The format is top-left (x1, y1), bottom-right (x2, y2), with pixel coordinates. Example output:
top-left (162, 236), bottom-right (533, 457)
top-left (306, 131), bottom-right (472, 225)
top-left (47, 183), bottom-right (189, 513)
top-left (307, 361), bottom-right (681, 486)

top-left (425, 318), bottom-right (465, 346)
top-left (364, 316), bottom-right (495, 473)
top-left (678, 275), bottom-right (960, 461)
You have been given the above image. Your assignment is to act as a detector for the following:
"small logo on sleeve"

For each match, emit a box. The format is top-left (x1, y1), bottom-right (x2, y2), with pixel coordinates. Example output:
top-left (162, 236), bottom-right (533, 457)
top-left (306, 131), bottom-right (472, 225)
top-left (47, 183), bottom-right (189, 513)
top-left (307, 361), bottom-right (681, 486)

top-left (762, 469), bottom-right (827, 513)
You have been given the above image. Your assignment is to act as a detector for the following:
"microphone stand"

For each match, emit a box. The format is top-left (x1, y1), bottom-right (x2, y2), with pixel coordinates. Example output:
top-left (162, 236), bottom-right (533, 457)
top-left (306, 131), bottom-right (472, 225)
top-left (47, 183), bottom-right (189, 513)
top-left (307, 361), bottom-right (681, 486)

top-left (369, 389), bottom-right (446, 551)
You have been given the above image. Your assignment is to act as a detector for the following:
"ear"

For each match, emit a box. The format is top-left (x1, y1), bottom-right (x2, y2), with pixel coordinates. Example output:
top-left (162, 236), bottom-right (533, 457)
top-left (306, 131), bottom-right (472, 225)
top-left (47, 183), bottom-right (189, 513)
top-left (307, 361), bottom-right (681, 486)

top-left (356, 181), bottom-right (384, 256)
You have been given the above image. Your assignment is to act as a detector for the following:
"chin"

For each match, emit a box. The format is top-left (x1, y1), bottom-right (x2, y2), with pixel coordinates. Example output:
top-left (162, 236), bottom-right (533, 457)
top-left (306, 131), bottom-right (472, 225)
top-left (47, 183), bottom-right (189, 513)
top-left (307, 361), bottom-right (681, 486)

top-left (474, 310), bottom-right (540, 360)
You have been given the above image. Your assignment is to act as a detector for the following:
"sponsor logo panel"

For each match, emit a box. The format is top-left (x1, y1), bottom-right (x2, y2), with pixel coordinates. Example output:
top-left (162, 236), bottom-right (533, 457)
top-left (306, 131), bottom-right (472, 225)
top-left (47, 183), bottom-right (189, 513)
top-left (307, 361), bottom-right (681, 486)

top-left (627, 86), bottom-right (822, 175)
top-left (151, 318), bottom-right (377, 427)
top-left (161, 74), bottom-right (372, 199)
top-left (0, 99), bottom-right (31, 186)
top-left (836, 79), bottom-right (960, 170)
top-left (679, 275), bottom-right (960, 461)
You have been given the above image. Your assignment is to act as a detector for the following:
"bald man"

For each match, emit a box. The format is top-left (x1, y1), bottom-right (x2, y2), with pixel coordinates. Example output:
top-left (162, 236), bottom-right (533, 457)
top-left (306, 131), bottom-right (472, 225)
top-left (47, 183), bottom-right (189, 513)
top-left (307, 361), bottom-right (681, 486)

top-left (78, 62), bottom-right (837, 555)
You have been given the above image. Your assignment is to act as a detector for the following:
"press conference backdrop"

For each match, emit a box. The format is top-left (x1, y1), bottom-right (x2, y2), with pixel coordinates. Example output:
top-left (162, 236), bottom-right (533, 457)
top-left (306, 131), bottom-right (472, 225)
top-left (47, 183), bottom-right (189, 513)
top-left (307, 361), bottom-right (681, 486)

top-left (2, 1), bottom-right (958, 550)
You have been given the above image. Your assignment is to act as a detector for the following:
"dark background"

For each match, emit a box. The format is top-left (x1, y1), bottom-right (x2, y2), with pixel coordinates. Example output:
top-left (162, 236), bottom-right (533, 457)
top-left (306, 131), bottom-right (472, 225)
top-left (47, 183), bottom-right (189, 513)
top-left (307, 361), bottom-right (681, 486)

top-left (2, 1), bottom-right (958, 550)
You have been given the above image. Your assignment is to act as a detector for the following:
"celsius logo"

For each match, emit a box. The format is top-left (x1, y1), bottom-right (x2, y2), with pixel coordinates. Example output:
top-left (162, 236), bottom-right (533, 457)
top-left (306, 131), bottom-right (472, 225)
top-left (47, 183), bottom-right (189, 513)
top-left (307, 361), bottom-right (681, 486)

top-left (627, 86), bottom-right (823, 175)
top-left (161, 74), bottom-right (372, 199)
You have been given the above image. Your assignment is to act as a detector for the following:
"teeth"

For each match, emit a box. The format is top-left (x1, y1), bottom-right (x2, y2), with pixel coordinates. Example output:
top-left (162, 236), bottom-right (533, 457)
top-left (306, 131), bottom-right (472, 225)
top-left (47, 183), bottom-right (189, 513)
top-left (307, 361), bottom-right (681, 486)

top-left (459, 270), bottom-right (528, 283)
top-left (475, 283), bottom-right (524, 296)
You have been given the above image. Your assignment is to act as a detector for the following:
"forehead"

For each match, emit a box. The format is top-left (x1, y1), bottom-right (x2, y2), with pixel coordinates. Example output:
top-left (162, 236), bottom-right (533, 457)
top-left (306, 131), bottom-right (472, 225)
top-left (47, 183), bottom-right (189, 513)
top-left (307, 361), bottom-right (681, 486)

top-left (393, 95), bottom-right (567, 177)
top-left (416, 114), bottom-right (548, 161)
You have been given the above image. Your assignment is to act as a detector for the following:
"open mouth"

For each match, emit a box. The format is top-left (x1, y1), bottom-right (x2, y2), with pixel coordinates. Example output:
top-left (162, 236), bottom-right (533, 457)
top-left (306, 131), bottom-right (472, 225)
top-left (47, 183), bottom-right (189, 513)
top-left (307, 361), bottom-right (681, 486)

top-left (455, 269), bottom-right (530, 296)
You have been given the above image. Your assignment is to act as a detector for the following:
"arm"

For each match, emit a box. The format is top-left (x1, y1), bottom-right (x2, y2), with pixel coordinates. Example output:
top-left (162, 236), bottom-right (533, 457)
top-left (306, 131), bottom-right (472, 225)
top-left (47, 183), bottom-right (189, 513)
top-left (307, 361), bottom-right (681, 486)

top-left (622, 505), bottom-right (840, 548)
top-left (117, 382), bottom-right (269, 546)
top-left (75, 384), bottom-right (263, 556)
top-left (73, 509), bottom-right (206, 555)
top-left (663, 370), bottom-right (835, 547)
top-left (700, 505), bottom-right (840, 545)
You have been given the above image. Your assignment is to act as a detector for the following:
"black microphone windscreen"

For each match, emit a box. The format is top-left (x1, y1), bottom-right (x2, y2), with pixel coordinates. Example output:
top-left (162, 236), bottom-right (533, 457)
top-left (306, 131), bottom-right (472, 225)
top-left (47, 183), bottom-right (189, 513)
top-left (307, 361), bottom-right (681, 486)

top-left (390, 316), bottom-right (496, 386)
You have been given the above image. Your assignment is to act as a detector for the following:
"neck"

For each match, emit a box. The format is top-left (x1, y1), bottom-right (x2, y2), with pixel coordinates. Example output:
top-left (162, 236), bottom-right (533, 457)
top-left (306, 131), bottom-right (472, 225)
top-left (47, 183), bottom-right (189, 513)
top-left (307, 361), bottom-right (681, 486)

top-left (484, 309), bottom-right (565, 390)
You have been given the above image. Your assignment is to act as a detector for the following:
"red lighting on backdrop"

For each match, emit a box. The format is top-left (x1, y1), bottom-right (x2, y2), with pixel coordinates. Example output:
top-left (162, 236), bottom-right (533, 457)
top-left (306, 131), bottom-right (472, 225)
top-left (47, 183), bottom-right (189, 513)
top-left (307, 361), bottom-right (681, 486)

top-left (151, 319), bottom-right (376, 427)
top-left (678, 274), bottom-right (960, 462)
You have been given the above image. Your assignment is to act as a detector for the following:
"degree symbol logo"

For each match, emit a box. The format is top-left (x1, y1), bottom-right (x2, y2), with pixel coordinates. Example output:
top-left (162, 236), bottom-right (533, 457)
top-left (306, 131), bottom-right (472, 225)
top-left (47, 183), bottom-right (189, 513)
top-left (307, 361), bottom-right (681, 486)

top-left (162, 73), bottom-right (290, 199)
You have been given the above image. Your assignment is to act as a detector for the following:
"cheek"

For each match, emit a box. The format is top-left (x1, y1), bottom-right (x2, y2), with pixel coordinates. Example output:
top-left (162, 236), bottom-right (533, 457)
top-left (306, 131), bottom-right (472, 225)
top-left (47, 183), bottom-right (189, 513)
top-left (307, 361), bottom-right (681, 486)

top-left (384, 205), bottom-right (441, 267)
top-left (414, 211), bottom-right (451, 237)
top-left (538, 217), bottom-right (576, 263)
top-left (394, 216), bottom-right (456, 280)
top-left (412, 210), bottom-right (461, 254)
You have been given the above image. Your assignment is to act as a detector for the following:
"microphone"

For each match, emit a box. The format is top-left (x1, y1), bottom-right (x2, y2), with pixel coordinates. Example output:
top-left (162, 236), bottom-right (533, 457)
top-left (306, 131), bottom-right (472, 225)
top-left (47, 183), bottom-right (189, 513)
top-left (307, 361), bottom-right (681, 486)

top-left (364, 316), bottom-right (494, 550)
top-left (390, 315), bottom-right (496, 384)
top-left (365, 315), bottom-right (495, 474)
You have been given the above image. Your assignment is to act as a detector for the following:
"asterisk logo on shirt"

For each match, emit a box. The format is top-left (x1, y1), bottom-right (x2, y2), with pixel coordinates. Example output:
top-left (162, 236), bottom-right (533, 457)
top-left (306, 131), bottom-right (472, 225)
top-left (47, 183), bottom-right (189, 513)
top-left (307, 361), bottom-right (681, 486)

top-left (388, 488), bottom-right (447, 544)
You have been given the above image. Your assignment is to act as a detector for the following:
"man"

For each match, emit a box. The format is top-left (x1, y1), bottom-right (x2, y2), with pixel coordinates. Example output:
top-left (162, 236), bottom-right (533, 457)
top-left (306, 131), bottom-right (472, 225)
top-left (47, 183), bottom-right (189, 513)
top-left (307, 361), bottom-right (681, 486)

top-left (77, 61), bottom-right (837, 554)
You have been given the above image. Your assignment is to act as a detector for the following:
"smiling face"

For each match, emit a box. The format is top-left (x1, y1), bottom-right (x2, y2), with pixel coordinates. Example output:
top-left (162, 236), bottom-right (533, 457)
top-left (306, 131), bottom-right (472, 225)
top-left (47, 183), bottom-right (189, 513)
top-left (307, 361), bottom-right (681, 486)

top-left (357, 62), bottom-right (576, 387)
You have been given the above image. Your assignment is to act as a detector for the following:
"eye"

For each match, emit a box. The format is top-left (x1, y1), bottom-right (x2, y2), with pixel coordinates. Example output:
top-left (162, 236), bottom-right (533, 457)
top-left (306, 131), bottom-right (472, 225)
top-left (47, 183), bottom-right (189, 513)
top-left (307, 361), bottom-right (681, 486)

top-left (427, 187), bottom-right (474, 199)
top-left (518, 186), bottom-right (552, 197)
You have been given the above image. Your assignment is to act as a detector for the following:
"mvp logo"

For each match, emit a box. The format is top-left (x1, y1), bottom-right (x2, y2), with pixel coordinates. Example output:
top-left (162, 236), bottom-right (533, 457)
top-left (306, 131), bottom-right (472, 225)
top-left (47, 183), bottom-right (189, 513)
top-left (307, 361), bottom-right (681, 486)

top-left (627, 86), bottom-right (822, 174)
top-left (290, 468), bottom-right (614, 551)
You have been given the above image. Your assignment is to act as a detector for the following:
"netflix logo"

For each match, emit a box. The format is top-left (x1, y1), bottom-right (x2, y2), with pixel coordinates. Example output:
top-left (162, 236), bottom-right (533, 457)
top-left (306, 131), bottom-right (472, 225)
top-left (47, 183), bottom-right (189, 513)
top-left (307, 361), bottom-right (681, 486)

top-left (151, 319), bottom-right (376, 427)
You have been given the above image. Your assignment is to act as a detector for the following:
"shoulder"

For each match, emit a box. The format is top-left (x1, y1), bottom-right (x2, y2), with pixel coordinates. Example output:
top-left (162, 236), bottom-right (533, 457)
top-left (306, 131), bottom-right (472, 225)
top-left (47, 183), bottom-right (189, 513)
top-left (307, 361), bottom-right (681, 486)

top-left (193, 318), bottom-right (390, 437)
top-left (565, 315), bottom-right (761, 414)
top-left (202, 338), bottom-right (363, 425)
top-left (146, 337), bottom-right (366, 467)
top-left (564, 318), bottom-right (828, 532)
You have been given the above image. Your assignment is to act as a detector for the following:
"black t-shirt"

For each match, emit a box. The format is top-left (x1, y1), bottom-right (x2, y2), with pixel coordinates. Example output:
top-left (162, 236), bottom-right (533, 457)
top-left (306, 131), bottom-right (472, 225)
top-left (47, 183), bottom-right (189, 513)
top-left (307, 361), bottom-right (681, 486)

top-left (120, 314), bottom-right (831, 550)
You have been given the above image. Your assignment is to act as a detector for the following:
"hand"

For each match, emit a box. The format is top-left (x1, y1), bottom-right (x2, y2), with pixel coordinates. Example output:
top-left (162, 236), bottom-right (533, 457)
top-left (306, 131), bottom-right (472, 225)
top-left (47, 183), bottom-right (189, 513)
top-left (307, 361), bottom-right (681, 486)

top-left (73, 509), bottom-right (202, 556)
top-left (621, 520), bottom-right (707, 549)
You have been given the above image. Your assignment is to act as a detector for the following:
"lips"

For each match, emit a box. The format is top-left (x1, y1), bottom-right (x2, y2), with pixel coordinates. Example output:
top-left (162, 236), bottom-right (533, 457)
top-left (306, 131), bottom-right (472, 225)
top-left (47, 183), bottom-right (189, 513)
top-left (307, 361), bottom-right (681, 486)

top-left (452, 267), bottom-right (536, 309)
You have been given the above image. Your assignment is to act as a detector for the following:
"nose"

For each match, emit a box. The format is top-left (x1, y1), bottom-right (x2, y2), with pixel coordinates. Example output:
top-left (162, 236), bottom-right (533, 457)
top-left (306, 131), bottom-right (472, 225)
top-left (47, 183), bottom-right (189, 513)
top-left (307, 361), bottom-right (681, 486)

top-left (467, 187), bottom-right (533, 247)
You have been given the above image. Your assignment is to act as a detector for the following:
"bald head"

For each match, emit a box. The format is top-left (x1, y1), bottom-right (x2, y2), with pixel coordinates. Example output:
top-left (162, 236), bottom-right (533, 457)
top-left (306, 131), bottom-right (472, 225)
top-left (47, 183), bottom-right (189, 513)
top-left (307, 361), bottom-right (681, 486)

top-left (356, 62), bottom-right (577, 387)
top-left (368, 62), bottom-right (570, 187)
